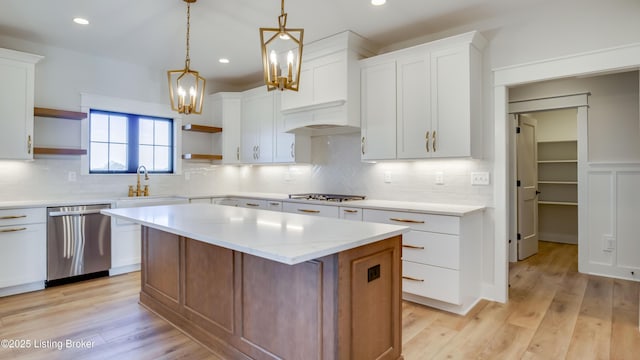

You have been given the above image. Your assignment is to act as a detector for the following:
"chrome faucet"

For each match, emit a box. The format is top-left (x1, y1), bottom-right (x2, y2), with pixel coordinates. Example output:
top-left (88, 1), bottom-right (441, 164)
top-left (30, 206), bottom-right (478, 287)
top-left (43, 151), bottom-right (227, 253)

top-left (136, 165), bottom-right (149, 196)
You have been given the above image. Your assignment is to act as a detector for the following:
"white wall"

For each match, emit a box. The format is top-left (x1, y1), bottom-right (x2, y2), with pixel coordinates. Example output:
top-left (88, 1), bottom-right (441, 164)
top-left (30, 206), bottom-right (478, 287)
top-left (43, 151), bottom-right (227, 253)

top-left (0, 35), bottom-right (239, 201)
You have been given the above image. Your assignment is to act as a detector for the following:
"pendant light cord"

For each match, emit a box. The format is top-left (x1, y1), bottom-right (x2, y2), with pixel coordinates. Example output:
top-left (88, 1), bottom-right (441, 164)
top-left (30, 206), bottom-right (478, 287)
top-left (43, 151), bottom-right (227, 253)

top-left (185, 2), bottom-right (191, 69)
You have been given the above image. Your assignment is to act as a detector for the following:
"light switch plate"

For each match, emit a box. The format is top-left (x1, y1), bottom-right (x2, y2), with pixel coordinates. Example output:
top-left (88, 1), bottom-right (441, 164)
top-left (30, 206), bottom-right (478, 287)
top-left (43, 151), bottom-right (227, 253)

top-left (384, 171), bottom-right (392, 183)
top-left (67, 171), bottom-right (77, 182)
top-left (435, 171), bottom-right (444, 185)
top-left (471, 172), bottom-right (490, 185)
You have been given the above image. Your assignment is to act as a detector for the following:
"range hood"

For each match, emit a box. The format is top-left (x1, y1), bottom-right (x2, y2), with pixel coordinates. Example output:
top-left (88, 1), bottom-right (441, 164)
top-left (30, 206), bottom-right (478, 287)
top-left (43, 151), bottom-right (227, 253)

top-left (280, 31), bottom-right (377, 136)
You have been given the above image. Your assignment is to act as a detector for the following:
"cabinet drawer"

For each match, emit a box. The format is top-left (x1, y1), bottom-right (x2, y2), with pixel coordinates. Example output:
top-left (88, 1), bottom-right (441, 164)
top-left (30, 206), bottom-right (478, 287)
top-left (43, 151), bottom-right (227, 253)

top-left (402, 261), bottom-right (460, 304)
top-left (0, 207), bottom-right (46, 226)
top-left (282, 202), bottom-right (339, 218)
top-left (265, 201), bottom-right (283, 211)
top-left (363, 209), bottom-right (459, 234)
top-left (238, 199), bottom-right (267, 209)
top-left (0, 223), bottom-right (46, 288)
top-left (402, 231), bottom-right (459, 269)
top-left (189, 198), bottom-right (212, 204)
top-left (339, 207), bottom-right (363, 221)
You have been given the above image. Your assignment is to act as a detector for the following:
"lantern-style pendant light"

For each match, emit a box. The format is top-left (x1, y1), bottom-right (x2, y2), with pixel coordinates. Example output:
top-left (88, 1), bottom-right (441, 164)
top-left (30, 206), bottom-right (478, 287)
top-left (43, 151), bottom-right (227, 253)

top-left (260, 0), bottom-right (304, 91)
top-left (167, 0), bottom-right (206, 115)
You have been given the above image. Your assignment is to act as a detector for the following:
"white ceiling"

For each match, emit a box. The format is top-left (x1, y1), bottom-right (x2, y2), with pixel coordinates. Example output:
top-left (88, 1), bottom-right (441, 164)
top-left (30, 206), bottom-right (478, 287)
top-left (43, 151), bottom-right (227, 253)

top-left (0, 0), bottom-right (552, 90)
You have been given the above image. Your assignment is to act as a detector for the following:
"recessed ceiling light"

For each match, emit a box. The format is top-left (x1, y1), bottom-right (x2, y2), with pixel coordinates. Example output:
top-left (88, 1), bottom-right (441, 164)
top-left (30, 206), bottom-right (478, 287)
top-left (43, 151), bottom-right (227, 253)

top-left (219, 58), bottom-right (230, 64)
top-left (371, 0), bottom-right (386, 6)
top-left (73, 17), bottom-right (89, 25)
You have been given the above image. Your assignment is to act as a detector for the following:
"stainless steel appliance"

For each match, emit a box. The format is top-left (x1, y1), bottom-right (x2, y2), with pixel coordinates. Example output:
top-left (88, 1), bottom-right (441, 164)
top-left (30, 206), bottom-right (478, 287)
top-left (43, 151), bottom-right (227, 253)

top-left (288, 193), bottom-right (366, 202)
top-left (46, 204), bottom-right (111, 286)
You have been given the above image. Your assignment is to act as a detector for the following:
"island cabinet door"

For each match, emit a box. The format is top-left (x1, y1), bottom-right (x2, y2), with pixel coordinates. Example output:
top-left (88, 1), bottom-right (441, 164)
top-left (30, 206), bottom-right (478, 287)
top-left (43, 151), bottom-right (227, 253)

top-left (140, 227), bottom-right (181, 312)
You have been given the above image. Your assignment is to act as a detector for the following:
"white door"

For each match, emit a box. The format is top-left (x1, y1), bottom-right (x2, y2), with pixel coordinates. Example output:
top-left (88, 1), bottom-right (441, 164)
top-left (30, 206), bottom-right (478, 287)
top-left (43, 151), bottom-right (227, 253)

top-left (360, 61), bottom-right (397, 160)
top-left (516, 114), bottom-right (539, 260)
top-left (396, 54), bottom-right (431, 159)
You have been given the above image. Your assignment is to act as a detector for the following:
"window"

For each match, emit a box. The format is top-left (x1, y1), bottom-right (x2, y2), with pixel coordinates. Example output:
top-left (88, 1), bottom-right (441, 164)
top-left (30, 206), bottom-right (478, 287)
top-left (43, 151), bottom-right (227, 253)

top-left (89, 110), bottom-right (174, 173)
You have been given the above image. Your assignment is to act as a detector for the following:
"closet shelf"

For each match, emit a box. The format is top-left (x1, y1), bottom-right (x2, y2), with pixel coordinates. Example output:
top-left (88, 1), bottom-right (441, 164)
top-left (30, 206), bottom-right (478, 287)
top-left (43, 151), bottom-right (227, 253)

top-left (538, 160), bottom-right (577, 164)
top-left (34, 107), bottom-right (86, 120)
top-left (539, 201), bottom-right (578, 206)
top-left (539, 181), bottom-right (578, 185)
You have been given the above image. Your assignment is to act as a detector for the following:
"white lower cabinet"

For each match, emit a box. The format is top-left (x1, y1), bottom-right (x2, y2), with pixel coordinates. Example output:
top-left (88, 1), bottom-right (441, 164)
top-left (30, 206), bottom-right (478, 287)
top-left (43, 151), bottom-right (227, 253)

top-left (238, 199), bottom-right (268, 209)
top-left (362, 208), bottom-right (482, 315)
top-left (282, 202), bottom-right (339, 218)
top-left (0, 207), bottom-right (46, 296)
top-left (189, 197), bottom-right (213, 204)
top-left (110, 218), bottom-right (141, 275)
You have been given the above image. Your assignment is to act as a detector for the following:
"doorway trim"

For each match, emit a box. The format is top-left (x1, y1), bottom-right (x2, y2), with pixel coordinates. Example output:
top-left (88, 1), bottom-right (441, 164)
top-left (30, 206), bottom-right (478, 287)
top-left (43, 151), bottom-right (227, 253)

top-left (491, 42), bottom-right (640, 303)
top-left (508, 94), bottom-right (589, 263)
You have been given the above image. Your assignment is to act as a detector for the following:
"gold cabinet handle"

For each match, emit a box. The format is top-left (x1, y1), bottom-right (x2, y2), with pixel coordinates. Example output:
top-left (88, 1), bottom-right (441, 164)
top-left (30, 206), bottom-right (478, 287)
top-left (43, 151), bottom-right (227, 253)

top-left (290, 142), bottom-right (295, 158)
top-left (27, 135), bottom-right (32, 154)
top-left (0, 227), bottom-right (27, 233)
top-left (361, 137), bottom-right (365, 155)
top-left (343, 209), bottom-right (358, 213)
top-left (425, 131), bottom-right (430, 152)
top-left (298, 209), bottom-right (320, 214)
top-left (245, 203), bottom-right (260, 207)
top-left (432, 130), bottom-right (437, 152)
top-left (389, 217), bottom-right (425, 224)
top-left (236, 146), bottom-right (240, 161)
top-left (0, 215), bottom-right (27, 220)
top-left (402, 244), bottom-right (425, 250)
top-left (402, 276), bottom-right (424, 282)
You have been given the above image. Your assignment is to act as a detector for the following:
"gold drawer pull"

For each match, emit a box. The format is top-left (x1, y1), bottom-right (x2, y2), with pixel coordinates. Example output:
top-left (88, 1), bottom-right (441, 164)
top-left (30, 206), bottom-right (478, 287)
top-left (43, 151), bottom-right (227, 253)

top-left (402, 276), bottom-right (424, 282)
top-left (0, 227), bottom-right (27, 233)
top-left (0, 215), bottom-right (27, 220)
top-left (402, 244), bottom-right (425, 250)
top-left (343, 209), bottom-right (358, 213)
top-left (390, 218), bottom-right (425, 224)
top-left (298, 209), bottom-right (320, 214)
top-left (245, 203), bottom-right (260, 207)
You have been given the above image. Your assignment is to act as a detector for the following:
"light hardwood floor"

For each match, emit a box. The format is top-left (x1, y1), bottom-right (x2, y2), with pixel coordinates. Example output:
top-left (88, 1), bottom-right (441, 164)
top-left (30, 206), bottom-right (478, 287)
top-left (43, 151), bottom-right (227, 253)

top-left (0, 241), bottom-right (638, 359)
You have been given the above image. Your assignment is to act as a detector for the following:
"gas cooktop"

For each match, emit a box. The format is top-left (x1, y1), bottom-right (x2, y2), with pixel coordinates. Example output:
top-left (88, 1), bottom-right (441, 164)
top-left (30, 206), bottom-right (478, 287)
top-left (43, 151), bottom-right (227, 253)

top-left (288, 193), bottom-right (366, 202)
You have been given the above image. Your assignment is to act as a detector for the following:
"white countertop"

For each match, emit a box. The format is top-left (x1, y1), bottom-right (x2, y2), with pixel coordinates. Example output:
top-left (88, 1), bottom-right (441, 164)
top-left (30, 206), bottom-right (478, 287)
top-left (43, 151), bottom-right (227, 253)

top-left (102, 203), bottom-right (409, 265)
top-left (0, 192), bottom-right (486, 216)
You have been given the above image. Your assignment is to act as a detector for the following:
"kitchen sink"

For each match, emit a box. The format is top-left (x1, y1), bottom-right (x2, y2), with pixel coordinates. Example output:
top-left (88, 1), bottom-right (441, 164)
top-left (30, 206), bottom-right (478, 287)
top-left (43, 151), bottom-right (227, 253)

top-left (115, 196), bottom-right (189, 208)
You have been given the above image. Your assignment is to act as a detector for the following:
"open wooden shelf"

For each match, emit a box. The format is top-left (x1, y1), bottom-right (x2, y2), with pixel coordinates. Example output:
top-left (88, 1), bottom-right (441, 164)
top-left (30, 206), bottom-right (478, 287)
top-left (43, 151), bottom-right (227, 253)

top-left (182, 153), bottom-right (223, 160)
top-left (34, 107), bottom-right (87, 120)
top-left (34, 147), bottom-right (87, 155)
top-left (182, 124), bottom-right (222, 133)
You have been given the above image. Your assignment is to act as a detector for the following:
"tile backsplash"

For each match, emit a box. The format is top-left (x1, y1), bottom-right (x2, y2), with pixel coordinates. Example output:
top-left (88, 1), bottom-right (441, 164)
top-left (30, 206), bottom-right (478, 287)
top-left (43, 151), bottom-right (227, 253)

top-left (1, 133), bottom-right (492, 206)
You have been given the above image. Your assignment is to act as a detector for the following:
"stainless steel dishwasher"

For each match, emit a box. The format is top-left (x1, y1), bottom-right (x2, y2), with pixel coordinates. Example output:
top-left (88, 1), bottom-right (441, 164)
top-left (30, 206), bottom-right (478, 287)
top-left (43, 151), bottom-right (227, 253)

top-left (46, 204), bottom-right (111, 286)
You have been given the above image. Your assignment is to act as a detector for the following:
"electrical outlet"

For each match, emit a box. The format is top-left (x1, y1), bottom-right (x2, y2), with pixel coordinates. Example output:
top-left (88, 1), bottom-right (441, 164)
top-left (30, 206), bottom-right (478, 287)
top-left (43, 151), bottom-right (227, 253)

top-left (471, 172), bottom-right (490, 185)
top-left (384, 171), bottom-right (392, 183)
top-left (435, 171), bottom-right (444, 185)
top-left (67, 171), bottom-right (77, 182)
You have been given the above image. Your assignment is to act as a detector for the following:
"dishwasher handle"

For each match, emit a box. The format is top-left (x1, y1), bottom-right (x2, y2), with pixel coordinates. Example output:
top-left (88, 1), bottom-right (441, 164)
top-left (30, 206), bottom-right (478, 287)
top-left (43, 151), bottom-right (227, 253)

top-left (48, 209), bottom-right (105, 217)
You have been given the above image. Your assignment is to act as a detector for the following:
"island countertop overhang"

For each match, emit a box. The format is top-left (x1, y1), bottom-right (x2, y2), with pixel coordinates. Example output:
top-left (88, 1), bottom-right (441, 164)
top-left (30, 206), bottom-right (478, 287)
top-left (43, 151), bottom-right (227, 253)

top-left (102, 203), bottom-right (409, 265)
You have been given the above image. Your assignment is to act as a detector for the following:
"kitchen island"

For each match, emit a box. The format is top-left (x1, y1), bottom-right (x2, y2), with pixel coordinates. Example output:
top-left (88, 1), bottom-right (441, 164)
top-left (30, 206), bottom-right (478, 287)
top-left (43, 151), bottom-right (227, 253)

top-left (102, 203), bottom-right (408, 360)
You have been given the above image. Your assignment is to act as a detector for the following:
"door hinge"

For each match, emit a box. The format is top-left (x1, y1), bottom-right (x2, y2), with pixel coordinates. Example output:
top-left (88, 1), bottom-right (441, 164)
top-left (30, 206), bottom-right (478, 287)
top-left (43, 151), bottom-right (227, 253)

top-left (517, 233), bottom-right (521, 240)
top-left (516, 127), bottom-right (521, 134)
top-left (517, 180), bottom-right (521, 187)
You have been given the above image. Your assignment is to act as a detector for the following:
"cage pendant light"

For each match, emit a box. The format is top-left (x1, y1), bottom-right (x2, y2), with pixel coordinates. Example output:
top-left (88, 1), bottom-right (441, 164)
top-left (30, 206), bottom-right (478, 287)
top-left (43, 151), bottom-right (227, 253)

top-left (260, 0), bottom-right (304, 91)
top-left (167, 0), bottom-right (205, 115)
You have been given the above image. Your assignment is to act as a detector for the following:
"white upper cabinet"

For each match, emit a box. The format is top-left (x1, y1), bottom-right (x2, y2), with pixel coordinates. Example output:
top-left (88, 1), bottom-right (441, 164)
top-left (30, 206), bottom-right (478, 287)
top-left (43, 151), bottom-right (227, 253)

top-left (360, 60), bottom-right (397, 160)
top-left (280, 31), bottom-right (376, 136)
top-left (273, 94), bottom-right (310, 163)
top-left (0, 48), bottom-right (43, 160)
top-left (241, 87), bottom-right (274, 164)
top-left (359, 31), bottom-right (486, 161)
top-left (210, 92), bottom-right (242, 164)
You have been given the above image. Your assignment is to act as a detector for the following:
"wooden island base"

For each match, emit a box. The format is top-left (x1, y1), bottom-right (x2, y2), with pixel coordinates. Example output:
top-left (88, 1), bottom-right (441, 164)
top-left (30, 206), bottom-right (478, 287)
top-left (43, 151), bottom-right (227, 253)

top-left (139, 226), bottom-right (403, 360)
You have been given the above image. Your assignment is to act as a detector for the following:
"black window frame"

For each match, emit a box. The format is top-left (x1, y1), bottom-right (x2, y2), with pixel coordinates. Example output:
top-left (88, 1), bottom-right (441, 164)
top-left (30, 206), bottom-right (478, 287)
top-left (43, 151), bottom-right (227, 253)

top-left (89, 109), bottom-right (174, 174)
